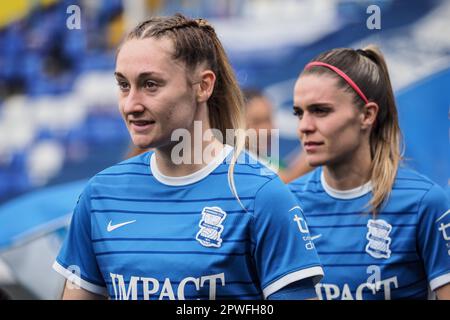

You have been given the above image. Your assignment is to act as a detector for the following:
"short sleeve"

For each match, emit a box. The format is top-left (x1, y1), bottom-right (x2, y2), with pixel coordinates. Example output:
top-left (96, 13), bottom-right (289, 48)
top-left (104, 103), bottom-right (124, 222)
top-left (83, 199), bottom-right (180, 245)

top-left (252, 177), bottom-right (324, 299)
top-left (417, 184), bottom-right (450, 291)
top-left (52, 184), bottom-right (107, 296)
top-left (267, 278), bottom-right (317, 300)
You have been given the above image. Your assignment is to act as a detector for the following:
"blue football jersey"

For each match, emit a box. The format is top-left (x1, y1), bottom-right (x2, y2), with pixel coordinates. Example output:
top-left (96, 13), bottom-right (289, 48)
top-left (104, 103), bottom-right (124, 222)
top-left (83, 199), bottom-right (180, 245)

top-left (289, 166), bottom-right (450, 300)
top-left (53, 146), bottom-right (323, 300)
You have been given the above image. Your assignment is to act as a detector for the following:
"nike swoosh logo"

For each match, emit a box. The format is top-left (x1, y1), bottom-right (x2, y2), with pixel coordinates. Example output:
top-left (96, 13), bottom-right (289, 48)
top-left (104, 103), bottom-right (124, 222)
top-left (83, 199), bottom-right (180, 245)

top-left (107, 220), bottom-right (136, 232)
top-left (310, 234), bottom-right (322, 241)
top-left (436, 209), bottom-right (450, 222)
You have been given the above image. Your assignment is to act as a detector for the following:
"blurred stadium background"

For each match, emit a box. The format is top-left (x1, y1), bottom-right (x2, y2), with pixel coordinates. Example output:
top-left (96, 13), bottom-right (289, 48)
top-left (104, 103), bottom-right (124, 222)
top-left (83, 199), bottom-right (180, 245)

top-left (0, 0), bottom-right (448, 299)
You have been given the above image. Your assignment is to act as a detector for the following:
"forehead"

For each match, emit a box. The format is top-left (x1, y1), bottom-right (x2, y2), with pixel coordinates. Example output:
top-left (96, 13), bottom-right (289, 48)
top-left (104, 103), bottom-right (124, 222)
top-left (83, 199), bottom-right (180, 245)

top-left (116, 37), bottom-right (184, 77)
top-left (293, 74), bottom-right (347, 106)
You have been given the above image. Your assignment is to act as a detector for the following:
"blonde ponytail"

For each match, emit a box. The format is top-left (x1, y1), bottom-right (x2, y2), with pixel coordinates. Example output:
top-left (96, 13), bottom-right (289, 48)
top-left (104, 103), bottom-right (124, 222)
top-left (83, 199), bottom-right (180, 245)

top-left (362, 45), bottom-right (402, 214)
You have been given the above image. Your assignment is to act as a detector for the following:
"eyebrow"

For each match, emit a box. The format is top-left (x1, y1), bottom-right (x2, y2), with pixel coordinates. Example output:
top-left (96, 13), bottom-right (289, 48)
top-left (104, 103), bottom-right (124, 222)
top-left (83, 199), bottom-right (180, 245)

top-left (293, 103), bottom-right (334, 110)
top-left (114, 71), bottom-right (164, 80)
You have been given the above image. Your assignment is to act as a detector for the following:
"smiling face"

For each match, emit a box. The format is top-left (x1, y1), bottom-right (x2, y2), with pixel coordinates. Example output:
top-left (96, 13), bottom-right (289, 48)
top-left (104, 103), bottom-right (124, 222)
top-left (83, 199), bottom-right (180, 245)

top-left (293, 74), bottom-right (368, 167)
top-left (115, 37), bottom-right (199, 149)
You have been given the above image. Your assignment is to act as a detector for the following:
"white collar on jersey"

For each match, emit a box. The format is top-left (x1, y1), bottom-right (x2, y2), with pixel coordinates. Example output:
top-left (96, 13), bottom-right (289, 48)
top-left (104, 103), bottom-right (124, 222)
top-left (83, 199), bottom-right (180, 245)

top-left (150, 144), bottom-right (233, 186)
top-left (320, 170), bottom-right (373, 199)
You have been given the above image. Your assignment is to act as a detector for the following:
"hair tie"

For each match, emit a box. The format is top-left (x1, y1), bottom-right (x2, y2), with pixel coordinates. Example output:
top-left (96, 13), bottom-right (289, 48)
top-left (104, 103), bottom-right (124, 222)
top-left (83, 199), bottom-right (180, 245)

top-left (356, 49), bottom-right (368, 57)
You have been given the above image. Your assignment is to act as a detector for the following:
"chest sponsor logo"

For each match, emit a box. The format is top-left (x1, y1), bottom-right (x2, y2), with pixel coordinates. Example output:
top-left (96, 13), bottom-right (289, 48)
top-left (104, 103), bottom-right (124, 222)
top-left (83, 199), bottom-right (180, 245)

top-left (109, 272), bottom-right (225, 300)
top-left (365, 219), bottom-right (392, 259)
top-left (316, 276), bottom-right (399, 300)
top-left (196, 207), bottom-right (227, 248)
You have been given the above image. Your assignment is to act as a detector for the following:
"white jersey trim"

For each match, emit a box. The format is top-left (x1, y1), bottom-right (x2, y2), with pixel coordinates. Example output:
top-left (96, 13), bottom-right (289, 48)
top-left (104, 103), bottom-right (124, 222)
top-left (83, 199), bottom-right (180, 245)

top-left (52, 261), bottom-right (108, 296)
top-left (262, 266), bottom-right (324, 299)
top-left (321, 171), bottom-right (372, 199)
top-left (150, 144), bottom-right (233, 186)
top-left (430, 272), bottom-right (450, 291)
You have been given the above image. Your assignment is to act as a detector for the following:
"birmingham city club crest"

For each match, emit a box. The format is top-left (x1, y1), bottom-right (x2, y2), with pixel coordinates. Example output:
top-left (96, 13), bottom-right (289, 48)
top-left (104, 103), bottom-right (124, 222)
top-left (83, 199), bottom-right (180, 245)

top-left (196, 207), bottom-right (227, 248)
top-left (365, 219), bottom-right (392, 259)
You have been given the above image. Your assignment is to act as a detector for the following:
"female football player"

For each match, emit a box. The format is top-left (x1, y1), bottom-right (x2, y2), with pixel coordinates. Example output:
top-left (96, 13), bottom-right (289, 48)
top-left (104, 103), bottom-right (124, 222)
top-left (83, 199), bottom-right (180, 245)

top-left (53, 14), bottom-right (323, 300)
top-left (289, 45), bottom-right (450, 299)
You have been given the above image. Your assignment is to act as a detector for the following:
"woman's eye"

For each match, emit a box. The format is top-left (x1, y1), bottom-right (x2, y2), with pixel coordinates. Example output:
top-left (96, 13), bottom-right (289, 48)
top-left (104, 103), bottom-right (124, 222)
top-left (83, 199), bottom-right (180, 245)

top-left (312, 108), bottom-right (329, 115)
top-left (145, 80), bottom-right (158, 89)
top-left (293, 108), bottom-right (303, 118)
top-left (117, 81), bottom-right (129, 91)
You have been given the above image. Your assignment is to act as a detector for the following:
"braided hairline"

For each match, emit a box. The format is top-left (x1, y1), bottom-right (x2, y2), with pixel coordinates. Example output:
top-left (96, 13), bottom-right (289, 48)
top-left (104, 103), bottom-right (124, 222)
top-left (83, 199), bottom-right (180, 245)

top-left (132, 14), bottom-right (215, 40)
top-left (195, 18), bottom-right (215, 32)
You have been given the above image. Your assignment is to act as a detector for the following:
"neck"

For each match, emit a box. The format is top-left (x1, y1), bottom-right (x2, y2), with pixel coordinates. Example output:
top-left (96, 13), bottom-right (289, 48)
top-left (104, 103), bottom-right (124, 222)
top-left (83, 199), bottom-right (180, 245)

top-left (154, 106), bottom-right (224, 177)
top-left (155, 139), bottom-right (224, 177)
top-left (323, 143), bottom-right (372, 190)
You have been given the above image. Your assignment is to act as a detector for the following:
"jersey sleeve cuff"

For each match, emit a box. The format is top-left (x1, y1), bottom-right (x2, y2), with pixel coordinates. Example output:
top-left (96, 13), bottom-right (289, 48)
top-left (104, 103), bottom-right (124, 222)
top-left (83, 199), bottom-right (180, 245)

top-left (52, 261), bottom-right (108, 297)
top-left (262, 266), bottom-right (324, 299)
top-left (430, 272), bottom-right (450, 291)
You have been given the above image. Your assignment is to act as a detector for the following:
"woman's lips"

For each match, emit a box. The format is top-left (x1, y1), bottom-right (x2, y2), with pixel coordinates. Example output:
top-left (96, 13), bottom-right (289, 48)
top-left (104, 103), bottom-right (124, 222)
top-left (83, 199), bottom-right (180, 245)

top-left (130, 120), bottom-right (155, 133)
top-left (304, 141), bottom-right (323, 152)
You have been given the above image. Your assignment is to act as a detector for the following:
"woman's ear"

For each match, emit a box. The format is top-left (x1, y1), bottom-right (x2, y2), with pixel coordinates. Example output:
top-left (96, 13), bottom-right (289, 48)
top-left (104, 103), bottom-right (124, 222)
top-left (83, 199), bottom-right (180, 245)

top-left (360, 102), bottom-right (379, 130)
top-left (196, 70), bottom-right (216, 103)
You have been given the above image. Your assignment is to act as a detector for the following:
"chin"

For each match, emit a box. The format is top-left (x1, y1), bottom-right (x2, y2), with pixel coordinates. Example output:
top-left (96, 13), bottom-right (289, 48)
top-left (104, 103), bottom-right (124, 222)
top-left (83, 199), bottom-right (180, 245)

top-left (131, 137), bottom-right (154, 150)
top-left (305, 154), bottom-right (328, 167)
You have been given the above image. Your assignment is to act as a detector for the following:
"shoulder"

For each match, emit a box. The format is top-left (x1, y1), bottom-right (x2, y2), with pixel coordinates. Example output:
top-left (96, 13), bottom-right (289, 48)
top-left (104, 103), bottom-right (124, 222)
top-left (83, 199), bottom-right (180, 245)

top-left (228, 150), bottom-right (296, 206)
top-left (394, 167), bottom-right (448, 201)
top-left (230, 150), bottom-right (280, 188)
top-left (419, 183), bottom-right (450, 212)
top-left (394, 166), bottom-right (436, 189)
top-left (394, 167), bottom-right (449, 213)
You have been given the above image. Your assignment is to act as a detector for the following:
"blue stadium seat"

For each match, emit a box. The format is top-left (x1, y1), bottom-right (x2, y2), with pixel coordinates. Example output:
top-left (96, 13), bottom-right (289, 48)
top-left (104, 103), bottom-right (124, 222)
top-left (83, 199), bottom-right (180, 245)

top-left (76, 52), bottom-right (115, 73)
